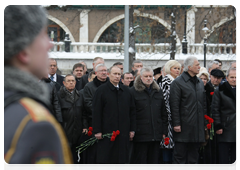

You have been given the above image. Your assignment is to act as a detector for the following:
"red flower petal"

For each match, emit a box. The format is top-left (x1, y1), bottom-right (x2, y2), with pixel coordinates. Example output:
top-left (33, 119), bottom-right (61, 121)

top-left (116, 130), bottom-right (120, 135)
top-left (210, 92), bottom-right (214, 96)
top-left (110, 136), bottom-right (115, 141)
top-left (207, 123), bottom-right (211, 129)
top-left (164, 137), bottom-right (170, 142)
top-left (87, 131), bottom-right (92, 136)
top-left (164, 141), bottom-right (169, 145)
top-left (89, 127), bottom-right (93, 131)
top-left (204, 115), bottom-right (210, 120)
top-left (209, 118), bottom-right (214, 124)
top-left (112, 131), bottom-right (117, 137)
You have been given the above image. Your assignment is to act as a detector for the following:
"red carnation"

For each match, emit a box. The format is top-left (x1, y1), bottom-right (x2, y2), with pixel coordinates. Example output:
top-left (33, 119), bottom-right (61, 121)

top-left (204, 115), bottom-right (210, 120)
top-left (89, 127), bottom-right (93, 131)
top-left (110, 136), bottom-right (115, 141)
top-left (87, 131), bottom-right (92, 136)
top-left (164, 141), bottom-right (169, 146)
top-left (210, 92), bottom-right (214, 96)
top-left (116, 130), bottom-right (120, 135)
top-left (209, 118), bottom-right (214, 124)
top-left (112, 131), bottom-right (117, 137)
top-left (207, 123), bottom-right (211, 129)
top-left (164, 137), bottom-right (170, 142)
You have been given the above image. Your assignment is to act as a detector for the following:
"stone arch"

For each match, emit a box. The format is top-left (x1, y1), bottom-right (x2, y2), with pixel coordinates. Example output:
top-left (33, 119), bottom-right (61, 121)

top-left (47, 14), bottom-right (76, 42)
top-left (200, 15), bottom-right (235, 44)
top-left (92, 10), bottom-right (181, 44)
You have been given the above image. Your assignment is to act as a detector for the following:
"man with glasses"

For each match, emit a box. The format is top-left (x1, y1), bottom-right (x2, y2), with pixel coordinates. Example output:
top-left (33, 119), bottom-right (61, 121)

top-left (83, 64), bottom-right (109, 163)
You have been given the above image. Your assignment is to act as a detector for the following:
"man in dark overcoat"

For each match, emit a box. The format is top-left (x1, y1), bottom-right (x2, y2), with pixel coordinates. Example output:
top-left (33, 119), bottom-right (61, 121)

top-left (212, 67), bottom-right (236, 164)
top-left (57, 74), bottom-right (88, 163)
top-left (130, 68), bottom-right (168, 164)
top-left (92, 66), bottom-right (136, 164)
top-left (170, 56), bottom-right (207, 164)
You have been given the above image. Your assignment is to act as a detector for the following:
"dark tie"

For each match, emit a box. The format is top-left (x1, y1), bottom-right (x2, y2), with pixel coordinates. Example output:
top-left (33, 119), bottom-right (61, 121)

top-left (50, 75), bottom-right (54, 81)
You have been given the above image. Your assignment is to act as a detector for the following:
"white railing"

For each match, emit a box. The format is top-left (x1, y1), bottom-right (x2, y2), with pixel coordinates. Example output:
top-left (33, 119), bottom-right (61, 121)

top-left (188, 43), bottom-right (236, 55)
top-left (50, 42), bottom-right (236, 55)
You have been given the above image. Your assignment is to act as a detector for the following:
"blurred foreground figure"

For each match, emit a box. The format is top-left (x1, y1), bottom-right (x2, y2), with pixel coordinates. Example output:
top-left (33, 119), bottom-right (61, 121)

top-left (4, 5), bottom-right (72, 164)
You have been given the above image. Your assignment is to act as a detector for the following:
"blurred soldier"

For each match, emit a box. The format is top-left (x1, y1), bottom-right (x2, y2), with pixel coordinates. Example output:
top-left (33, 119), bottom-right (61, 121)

top-left (92, 66), bottom-right (136, 163)
top-left (48, 58), bottom-right (64, 90)
top-left (4, 5), bottom-right (72, 164)
top-left (170, 56), bottom-right (207, 164)
top-left (72, 63), bottom-right (85, 91)
top-left (212, 67), bottom-right (236, 164)
top-left (130, 68), bottom-right (168, 164)
top-left (79, 57), bottom-right (104, 90)
top-left (57, 74), bottom-right (88, 163)
top-left (121, 72), bottom-right (134, 87)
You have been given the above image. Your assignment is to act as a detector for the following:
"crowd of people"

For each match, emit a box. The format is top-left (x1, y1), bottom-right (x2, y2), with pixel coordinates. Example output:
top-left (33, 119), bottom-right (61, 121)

top-left (4, 5), bottom-right (236, 164)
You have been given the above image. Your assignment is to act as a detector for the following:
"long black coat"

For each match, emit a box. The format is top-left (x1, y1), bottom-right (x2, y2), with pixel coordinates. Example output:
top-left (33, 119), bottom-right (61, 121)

top-left (170, 72), bottom-right (207, 143)
top-left (130, 76), bottom-right (168, 142)
top-left (57, 87), bottom-right (88, 145)
top-left (42, 78), bottom-right (63, 123)
top-left (212, 81), bottom-right (236, 142)
top-left (92, 81), bottom-right (136, 163)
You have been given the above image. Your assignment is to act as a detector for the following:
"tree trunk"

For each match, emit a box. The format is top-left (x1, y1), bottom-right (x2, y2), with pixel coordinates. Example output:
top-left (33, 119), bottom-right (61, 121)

top-left (170, 6), bottom-right (177, 60)
top-left (129, 5), bottom-right (135, 71)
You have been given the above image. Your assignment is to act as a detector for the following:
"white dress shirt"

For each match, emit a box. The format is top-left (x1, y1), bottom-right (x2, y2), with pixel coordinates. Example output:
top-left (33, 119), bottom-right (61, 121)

top-left (48, 73), bottom-right (57, 82)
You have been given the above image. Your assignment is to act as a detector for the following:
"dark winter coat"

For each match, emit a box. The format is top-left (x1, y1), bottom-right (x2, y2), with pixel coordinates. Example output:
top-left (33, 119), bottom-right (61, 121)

top-left (170, 71), bottom-right (207, 143)
top-left (79, 69), bottom-right (93, 90)
top-left (205, 82), bottom-right (214, 116)
top-left (83, 77), bottom-right (109, 126)
top-left (212, 81), bottom-right (236, 142)
top-left (130, 76), bottom-right (168, 142)
top-left (92, 81), bottom-right (136, 163)
top-left (57, 87), bottom-right (88, 145)
top-left (56, 74), bottom-right (64, 87)
top-left (42, 78), bottom-right (63, 123)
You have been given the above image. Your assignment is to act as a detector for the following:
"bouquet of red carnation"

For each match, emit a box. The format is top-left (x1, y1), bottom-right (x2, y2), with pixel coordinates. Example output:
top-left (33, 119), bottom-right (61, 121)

top-left (76, 128), bottom-right (120, 162)
top-left (204, 115), bottom-right (214, 129)
top-left (164, 137), bottom-right (170, 146)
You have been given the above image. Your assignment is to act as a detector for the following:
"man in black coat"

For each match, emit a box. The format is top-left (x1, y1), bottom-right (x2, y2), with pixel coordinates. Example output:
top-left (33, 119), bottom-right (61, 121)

top-left (130, 68), bottom-right (168, 164)
top-left (48, 58), bottom-right (64, 90)
top-left (212, 67), bottom-right (236, 164)
top-left (41, 76), bottom-right (63, 124)
top-left (92, 66), bottom-right (136, 164)
top-left (83, 64), bottom-right (108, 163)
top-left (170, 56), bottom-right (207, 164)
top-left (207, 69), bottom-right (225, 90)
top-left (57, 74), bottom-right (88, 163)
top-left (78, 57), bottom-right (104, 90)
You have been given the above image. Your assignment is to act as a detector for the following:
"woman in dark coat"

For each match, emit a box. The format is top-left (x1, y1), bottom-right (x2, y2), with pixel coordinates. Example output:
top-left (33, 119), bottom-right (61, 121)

top-left (92, 80), bottom-right (136, 164)
top-left (198, 71), bottom-right (216, 164)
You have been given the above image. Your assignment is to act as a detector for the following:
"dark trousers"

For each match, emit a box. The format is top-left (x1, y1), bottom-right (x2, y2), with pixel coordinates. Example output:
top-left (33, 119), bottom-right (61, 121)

top-left (218, 142), bottom-right (236, 164)
top-left (86, 143), bottom-right (97, 170)
top-left (173, 142), bottom-right (200, 164)
top-left (131, 141), bottom-right (160, 164)
top-left (98, 164), bottom-right (125, 170)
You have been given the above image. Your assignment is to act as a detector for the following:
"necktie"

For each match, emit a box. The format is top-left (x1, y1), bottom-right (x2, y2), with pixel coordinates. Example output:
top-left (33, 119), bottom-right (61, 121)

top-left (50, 75), bottom-right (54, 81)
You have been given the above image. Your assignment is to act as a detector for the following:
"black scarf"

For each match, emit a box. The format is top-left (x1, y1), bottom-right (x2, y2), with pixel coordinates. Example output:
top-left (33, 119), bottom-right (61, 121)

top-left (185, 71), bottom-right (198, 85)
top-left (93, 76), bottom-right (108, 87)
top-left (63, 86), bottom-right (75, 103)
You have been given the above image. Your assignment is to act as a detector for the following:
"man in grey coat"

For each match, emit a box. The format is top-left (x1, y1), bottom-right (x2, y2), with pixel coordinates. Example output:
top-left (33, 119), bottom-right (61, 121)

top-left (170, 56), bottom-right (207, 164)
